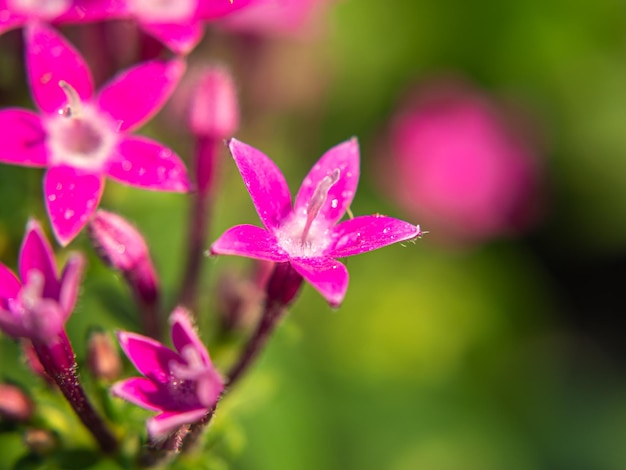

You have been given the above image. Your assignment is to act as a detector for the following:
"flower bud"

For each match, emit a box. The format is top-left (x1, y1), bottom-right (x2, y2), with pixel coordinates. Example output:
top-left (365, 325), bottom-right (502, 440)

top-left (0, 383), bottom-right (33, 422)
top-left (88, 210), bottom-right (160, 307)
top-left (189, 66), bottom-right (239, 140)
top-left (265, 262), bottom-right (303, 308)
top-left (24, 428), bottom-right (58, 455)
top-left (87, 331), bottom-right (122, 382)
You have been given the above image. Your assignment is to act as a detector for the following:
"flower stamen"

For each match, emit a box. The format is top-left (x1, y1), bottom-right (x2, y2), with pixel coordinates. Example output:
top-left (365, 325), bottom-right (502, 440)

top-left (58, 80), bottom-right (82, 118)
top-left (300, 169), bottom-right (340, 243)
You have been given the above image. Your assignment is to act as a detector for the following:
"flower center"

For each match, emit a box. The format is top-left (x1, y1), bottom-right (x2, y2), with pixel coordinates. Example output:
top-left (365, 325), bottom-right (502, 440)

top-left (277, 169), bottom-right (340, 258)
top-left (7, 0), bottom-right (70, 18)
top-left (45, 81), bottom-right (117, 172)
top-left (167, 346), bottom-right (210, 409)
top-left (130, 0), bottom-right (197, 22)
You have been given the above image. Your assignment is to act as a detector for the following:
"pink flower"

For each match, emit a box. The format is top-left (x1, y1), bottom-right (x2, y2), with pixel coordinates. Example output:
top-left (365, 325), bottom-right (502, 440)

top-left (0, 220), bottom-right (84, 344)
top-left (385, 80), bottom-right (539, 245)
top-left (0, 0), bottom-right (126, 35)
top-left (210, 139), bottom-right (421, 307)
top-left (112, 308), bottom-right (223, 438)
top-left (127, 0), bottom-right (254, 54)
top-left (0, 23), bottom-right (189, 245)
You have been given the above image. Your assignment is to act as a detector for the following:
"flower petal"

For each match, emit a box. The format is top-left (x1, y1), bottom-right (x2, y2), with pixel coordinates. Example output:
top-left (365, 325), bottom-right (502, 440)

top-left (328, 216), bottom-right (421, 258)
top-left (228, 139), bottom-right (292, 231)
top-left (0, 109), bottom-right (47, 167)
top-left (19, 219), bottom-right (59, 300)
top-left (58, 253), bottom-right (85, 318)
top-left (44, 166), bottom-right (104, 246)
top-left (196, 0), bottom-right (253, 19)
top-left (290, 257), bottom-right (349, 308)
top-left (0, 309), bottom-right (27, 339)
top-left (294, 138), bottom-right (360, 227)
top-left (0, 8), bottom-right (24, 36)
top-left (107, 136), bottom-right (190, 191)
top-left (97, 58), bottom-right (186, 132)
top-left (110, 377), bottom-right (165, 412)
top-left (138, 22), bottom-right (204, 55)
top-left (169, 307), bottom-right (210, 365)
top-left (59, 0), bottom-right (129, 22)
top-left (117, 331), bottom-right (181, 384)
top-left (147, 408), bottom-right (208, 438)
top-left (210, 224), bottom-right (289, 262)
top-left (0, 264), bottom-right (21, 300)
top-left (25, 22), bottom-right (93, 114)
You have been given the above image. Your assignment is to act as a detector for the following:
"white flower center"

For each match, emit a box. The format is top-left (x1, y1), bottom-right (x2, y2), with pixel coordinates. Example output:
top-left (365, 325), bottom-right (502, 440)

top-left (44, 81), bottom-right (118, 172)
top-left (276, 169), bottom-right (340, 258)
top-left (7, 0), bottom-right (70, 17)
top-left (130, 0), bottom-right (197, 22)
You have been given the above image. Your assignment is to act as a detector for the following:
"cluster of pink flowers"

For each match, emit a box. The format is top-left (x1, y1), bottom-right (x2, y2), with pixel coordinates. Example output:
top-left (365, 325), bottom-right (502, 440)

top-left (0, 1), bottom-right (422, 464)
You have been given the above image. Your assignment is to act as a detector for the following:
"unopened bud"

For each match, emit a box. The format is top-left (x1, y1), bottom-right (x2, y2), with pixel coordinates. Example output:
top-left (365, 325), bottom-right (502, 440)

top-left (0, 383), bottom-right (33, 422)
top-left (24, 428), bottom-right (58, 455)
top-left (189, 65), bottom-right (239, 139)
top-left (216, 270), bottom-right (264, 332)
top-left (88, 210), bottom-right (160, 306)
top-left (87, 331), bottom-right (121, 382)
top-left (265, 262), bottom-right (303, 308)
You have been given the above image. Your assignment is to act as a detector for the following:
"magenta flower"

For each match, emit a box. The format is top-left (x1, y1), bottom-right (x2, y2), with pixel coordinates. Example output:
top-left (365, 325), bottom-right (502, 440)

top-left (0, 0), bottom-right (126, 35)
top-left (127, 0), bottom-right (254, 54)
top-left (210, 139), bottom-right (421, 307)
top-left (384, 79), bottom-right (539, 245)
top-left (0, 220), bottom-right (84, 344)
top-left (112, 307), bottom-right (224, 438)
top-left (0, 23), bottom-right (189, 245)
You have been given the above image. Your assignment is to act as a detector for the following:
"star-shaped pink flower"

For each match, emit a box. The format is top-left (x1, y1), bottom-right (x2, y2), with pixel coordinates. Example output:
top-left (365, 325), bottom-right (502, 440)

top-left (0, 220), bottom-right (84, 344)
top-left (210, 139), bottom-right (422, 307)
top-left (0, 23), bottom-right (190, 245)
top-left (112, 307), bottom-right (223, 438)
top-left (0, 0), bottom-right (127, 35)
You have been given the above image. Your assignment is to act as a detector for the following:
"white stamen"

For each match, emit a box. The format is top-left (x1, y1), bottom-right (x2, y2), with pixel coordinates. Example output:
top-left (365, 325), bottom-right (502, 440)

top-left (301, 169), bottom-right (340, 243)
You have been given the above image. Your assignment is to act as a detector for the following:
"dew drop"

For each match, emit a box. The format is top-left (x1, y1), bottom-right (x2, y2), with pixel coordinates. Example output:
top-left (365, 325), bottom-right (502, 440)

top-left (64, 209), bottom-right (74, 219)
top-left (331, 199), bottom-right (338, 209)
top-left (56, 183), bottom-right (63, 191)
top-left (122, 160), bottom-right (132, 171)
top-left (383, 228), bottom-right (389, 234)
top-left (48, 194), bottom-right (56, 202)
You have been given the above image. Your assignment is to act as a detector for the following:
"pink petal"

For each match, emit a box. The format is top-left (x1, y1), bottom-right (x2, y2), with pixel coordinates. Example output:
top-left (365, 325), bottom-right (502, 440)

top-left (294, 138), bottom-right (360, 227)
top-left (117, 331), bottom-right (181, 384)
top-left (59, 0), bottom-right (129, 22)
top-left (110, 377), bottom-right (164, 412)
top-left (169, 307), bottom-right (211, 366)
top-left (97, 58), bottom-right (186, 132)
top-left (138, 21), bottom-right (204, 55)
top-left (25, 22), bottom-right (93, 114)
top-left (0, 7), bottom-right (24, 35)
top-left (328, 215), bottom-right (421, 258)
top-left (196, 0), bottom-right (254, 19)
top-left (19, 219), bottom-right (59, 299)
top-left (0, 309), bottom-right (27, 339)
top-left (0, 264), bottom-right (21, 300)
top-left (0, 109), bottom-right (47, 167)
top-left (228, 139), bottom-right (292, 231)
top-left (107, 136), bottom-right (190, 191)
top-left (58, 253), bottom-right (85, 318)
top-left (147, 408), bottom-right (208, 438)
top-left (290, 257), bottom-right (349, 308)
top-left (210, 224), bottom-right (289, 262)
top-left (44, 166), bottom-right (104, 246)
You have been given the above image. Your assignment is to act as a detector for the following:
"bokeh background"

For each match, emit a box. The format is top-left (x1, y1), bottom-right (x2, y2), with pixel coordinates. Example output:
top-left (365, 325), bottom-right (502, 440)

top-left (2, 0), bottom-right (626, 468)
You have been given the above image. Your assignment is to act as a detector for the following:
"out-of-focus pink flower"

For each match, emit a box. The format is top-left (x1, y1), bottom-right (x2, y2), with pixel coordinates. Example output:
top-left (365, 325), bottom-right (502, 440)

top-left (0, 220), bottom-right (84, 344)
top-left (210, 139), bottom-right (421, 307)
top-left (384, 80), bottom-right (539, 244)
top-left (127, 0), bottom-right (254, 54)
top-left (0, 23), bottom-right (189, 245)
top-left (112, 307), bottom-right (223, 438)
top-left (220, 0), bottom-right (327, 38)
top-left (0, 0), bottom-right (126, 35)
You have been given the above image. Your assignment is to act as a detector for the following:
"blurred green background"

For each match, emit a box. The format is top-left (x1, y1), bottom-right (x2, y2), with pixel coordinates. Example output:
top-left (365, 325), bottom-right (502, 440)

top-left (3, 0), bottom-right (626, 468)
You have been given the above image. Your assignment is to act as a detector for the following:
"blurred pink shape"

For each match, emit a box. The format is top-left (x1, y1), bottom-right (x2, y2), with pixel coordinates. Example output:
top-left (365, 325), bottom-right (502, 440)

top-left (385, 80), bottom-right (541, 245)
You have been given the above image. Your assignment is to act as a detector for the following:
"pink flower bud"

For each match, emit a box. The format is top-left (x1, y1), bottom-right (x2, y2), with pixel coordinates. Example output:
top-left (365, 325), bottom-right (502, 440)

top-left (0, 383), bottom-right (33, 422)
top-left (88, 210), bottom-right (160, 306)
top-left (189, 66), bottom-right (239, 139)
top-left (87, 331), bottom-right (122, 382)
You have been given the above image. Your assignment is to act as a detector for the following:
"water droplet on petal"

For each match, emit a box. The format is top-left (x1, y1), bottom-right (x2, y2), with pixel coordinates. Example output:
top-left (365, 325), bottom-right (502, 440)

top-left (331, 199), bottom-right (338, 209)
top-left (56, 183), bottom-right (63, 191)
top-left (48, 195), bottom-right (56, 202)
top-left (122, 160), bottom-right (132, 171)
top-left (64, 209), bottom-right (74, 220)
